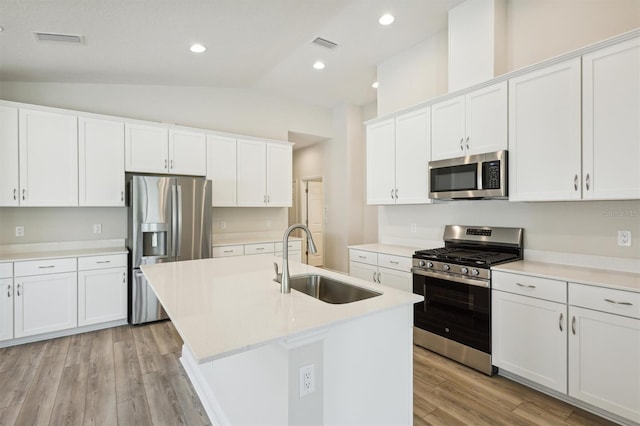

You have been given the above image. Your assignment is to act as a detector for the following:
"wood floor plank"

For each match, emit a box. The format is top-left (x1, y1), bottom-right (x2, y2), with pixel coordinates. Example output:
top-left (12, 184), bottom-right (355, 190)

top-left (64, 331), bottom-right (93, 367)
top-left (132, 324), bottom-right (164, 374)
top-left (0, 340), bottom-right (47, 409)
top-left (565, 408), bottom-right (619, 426)
top-left (162, 351), bottom-right (210, 426)
top-left (150, 321), bottom-right (181, 355)
top-left (422, 408), bottom-right (473, 426)
top-left (116, 395), bottom-right (154, 426)
top-left (14, 336), bottom-right (71, 426)
top-left (49, 363), bottom-right (88, 426)
top-left (0, 404), bottom-right (21, 426)
top-left (142, 370), bottom-right (187, 426)
top-left (83, 328), bottom-right (117, 426)
top-left (112, 324), bottom-right (133, 343)
top-left (113, 339), bottom-right (149, 404)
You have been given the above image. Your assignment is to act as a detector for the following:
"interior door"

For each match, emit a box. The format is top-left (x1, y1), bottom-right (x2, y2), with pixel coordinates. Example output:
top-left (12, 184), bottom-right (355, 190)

top-left (306, 180), bottom-right (324, 267)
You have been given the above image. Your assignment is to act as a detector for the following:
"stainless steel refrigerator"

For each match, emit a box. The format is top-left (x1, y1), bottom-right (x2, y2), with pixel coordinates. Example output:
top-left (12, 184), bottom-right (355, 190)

top-left (127, 174), bottom-right (212, 324)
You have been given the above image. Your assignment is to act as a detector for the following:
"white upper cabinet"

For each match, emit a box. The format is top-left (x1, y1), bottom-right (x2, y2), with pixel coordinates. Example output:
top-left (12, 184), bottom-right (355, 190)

top-left (0, 106), bottom-right (19, 206)
top-left (19, 109), bottom-right (78, 206)
top-left (79, 117), bottom-right (125, 206)
top-left (237, 139), bottom-right (292, 207)
top-left (366, 107), bottom-right (431, 205)
top-left (431, 81), bottom-right (507, 161)
top-left (508, 58), bottom-right (582, 201)
top-left (582, 37), bottom-right (640, 200)
top-left (125, 122), bottom-right (169, 173)
top-left (169, 129), bottom-right (207, 176)
top-left (207, 134), bottom-right (237, 207)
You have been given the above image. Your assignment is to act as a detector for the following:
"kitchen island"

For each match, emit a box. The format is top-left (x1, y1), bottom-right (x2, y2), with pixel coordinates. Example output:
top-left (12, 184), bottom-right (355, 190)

top-left (142, 254), bottom-right (422, 425)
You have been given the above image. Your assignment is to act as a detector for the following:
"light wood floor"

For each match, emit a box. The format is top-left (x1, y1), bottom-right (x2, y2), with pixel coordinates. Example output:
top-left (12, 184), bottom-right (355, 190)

top-left (0, 322), bottom-right (616, 426)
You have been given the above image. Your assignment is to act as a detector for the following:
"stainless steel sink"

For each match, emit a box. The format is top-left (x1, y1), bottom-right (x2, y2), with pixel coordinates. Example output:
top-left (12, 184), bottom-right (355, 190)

top-left (288, 274), bottom-right (381, 304)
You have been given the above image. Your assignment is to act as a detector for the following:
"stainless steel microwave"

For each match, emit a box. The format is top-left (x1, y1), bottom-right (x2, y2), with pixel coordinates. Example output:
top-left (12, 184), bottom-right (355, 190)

top-left (428, 150), bottom-right (508, 200)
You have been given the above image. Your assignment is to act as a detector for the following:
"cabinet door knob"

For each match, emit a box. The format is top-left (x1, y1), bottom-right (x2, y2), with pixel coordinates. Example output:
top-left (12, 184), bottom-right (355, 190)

top-left (122, 272), bottom-right (126, 283)
top-left (267, 195), bottom-right (270, 204)
top-left (16, 284), bottom-right (20, 296)
top-left (372, 271), bottom-right (377, 283)
top-left (390, 189), bottom-right (394, 200)
top-left (377, 272), bottom-right (382, 283)
top-left (121, 191), bottom-right (124, 202)
top-left (573, 174), bottom-right (578, 191)
top-left (22, 188), bottom-right (26, 200)
top-left (465, 136), bottom-right (469, 150)
top-left (13, 188), bottom-right (17, 200)
top-left (7, 284), bottom-right (11, 298)
top-left (394, 189), bottom-right (398, 199)
top-left (164, 159), bottom-right (168, 169)
top-left (571, 316), bottom-right (576, 335)
top-left (170, 160), bottom-right (174, 170)
top-left (559, 312), bottom-right (563, 332)
top-left (585, 173), bottom-right (590, 191)
top-left (460, 138), bottom-right (464, 151)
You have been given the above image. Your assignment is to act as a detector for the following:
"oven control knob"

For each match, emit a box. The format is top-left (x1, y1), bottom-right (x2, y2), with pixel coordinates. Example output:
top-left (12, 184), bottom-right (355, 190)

top-left (443, 264), bottom-right (450, 271)
top-left (427, 262), bottom-right (433, 268)
top-left (418, 260), bottom-right (425, 267)
top-left (471, 269), bottom-right (480, 276)
top-left (461, 267), bottom-right (468, 274)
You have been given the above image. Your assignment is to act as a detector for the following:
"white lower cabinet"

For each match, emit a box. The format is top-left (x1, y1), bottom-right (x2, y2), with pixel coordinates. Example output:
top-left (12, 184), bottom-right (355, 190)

top-left (211, 240), bottom-right (302, 263)
top-left (349, 248), bottom-right (412, 293)
top-left (78, 254), bottom-right (128, 327)
top-left (568, 284), bottom-right (640, 423)
top-left (14, 271), bottom-right (78, 338)
top-left (0, 274), bottom-right (13, 342)
top-left (492, 274), bottom-right (567, 392)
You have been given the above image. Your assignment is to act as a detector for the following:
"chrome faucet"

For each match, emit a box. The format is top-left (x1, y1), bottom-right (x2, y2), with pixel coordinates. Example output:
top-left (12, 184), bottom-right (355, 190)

top-left (281, 224), bottom-right (317, 293)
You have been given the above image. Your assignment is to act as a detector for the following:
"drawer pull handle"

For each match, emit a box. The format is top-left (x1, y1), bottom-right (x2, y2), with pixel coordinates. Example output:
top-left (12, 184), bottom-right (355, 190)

top-left (372, 271), bottom-right (377, 283)
top-left (389, 261), bottom-right (399, 264)
top-left (377, 272), bottom-right (382, 283)
top-left (96, 260), bottom-right (111, 264)
top-left (604, 298), bottom-right (633, 306)
top-left (559, 312), bottom-right (563, 332)
top-left (38, 265), bottom-right (56, 269)
top-left (516, 282), bottom-right (536, 289)
top-left (358, 256), bottom-right (366, 259)
top-left (256, 247), bottom-right (264, 251)
top-left (571, 316), bottom-right (576, 335)
top-left (223, 250), bottom-right (233, 253)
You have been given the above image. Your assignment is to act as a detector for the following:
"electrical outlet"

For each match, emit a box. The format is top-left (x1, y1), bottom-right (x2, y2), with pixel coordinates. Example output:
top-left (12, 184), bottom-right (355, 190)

top-left (411, 223), bottom-right (417, 233)
top-left (220, 221), bottom-right (226, 229)
top-left (299, 364), bottom-right (315, 397)
top-left (618, 230), bottom-right (632, 247)
top-left (93, 224), bottom-right (102, 234)
top-left (15, 226), bottom-right (24, 237)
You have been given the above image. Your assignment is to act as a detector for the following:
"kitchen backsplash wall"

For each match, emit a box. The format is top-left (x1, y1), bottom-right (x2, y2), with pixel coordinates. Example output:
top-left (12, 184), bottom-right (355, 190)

top-left (211, 207), bottom-right (288, 236)
top-left (0, 207), bottom-right (126, 244)
top-left (379, 200), bottom-right (640, 259)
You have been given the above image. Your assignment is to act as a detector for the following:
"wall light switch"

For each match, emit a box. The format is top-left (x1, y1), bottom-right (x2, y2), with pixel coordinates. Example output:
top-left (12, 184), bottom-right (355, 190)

top-left (15, 226), bottom-right (24, 237)
top-left (93, 224), bottom-right (102, 234)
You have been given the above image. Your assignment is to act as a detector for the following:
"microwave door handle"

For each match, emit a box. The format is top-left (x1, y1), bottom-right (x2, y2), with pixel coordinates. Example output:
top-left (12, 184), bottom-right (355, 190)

top-left (477, 162), bottom-right (483, 190)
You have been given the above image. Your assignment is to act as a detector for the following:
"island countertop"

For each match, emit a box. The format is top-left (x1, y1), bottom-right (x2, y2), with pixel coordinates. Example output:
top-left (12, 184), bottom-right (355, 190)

top-left (141, 255), bottom-right (422, 363)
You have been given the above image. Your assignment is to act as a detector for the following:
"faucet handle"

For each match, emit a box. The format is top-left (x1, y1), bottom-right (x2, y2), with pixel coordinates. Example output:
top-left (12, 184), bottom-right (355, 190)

top-left (273, 262), bottom-right (282, 283)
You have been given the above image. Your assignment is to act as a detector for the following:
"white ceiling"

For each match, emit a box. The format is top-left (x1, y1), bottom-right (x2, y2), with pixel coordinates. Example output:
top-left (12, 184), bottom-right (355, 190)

top-left (0, 0), bottom-right (463, 108)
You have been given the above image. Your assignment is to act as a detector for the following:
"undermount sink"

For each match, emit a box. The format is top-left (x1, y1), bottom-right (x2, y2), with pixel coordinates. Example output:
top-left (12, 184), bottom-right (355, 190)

top-left (288, 274), bottom-right (381, 304)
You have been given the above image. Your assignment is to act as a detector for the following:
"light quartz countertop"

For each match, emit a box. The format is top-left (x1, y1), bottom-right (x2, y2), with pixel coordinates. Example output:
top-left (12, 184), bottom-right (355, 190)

top-left (493, 260), bottom-right (640, 293)
top-left (348, 243), bottom-right (424, 258)
top-left (0, 246), bottom-right (128, 262)
top-left (141, 254), bottom-right (422, 363)
top-left (212, 236), bottom-right (302, 247)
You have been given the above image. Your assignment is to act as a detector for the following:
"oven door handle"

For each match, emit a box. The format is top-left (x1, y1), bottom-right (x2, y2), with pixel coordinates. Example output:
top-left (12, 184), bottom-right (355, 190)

top-left (411, 267), bottom-right (490, 288)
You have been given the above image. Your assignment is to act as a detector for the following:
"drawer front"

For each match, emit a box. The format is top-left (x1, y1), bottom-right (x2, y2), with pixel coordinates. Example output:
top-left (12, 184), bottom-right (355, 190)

top-left (274, 240), bottom-right (302, 252)
top-left (15, 257), bottom-right (77, 277)
top-left (377, 253), bottom-right (411, 272)
top-left (492, 271), bottom-right (567, 303)
top-left (0, 263), bottom-right (12, 278)
top-left (211, 245), bottom-right (244, 257)
top-left (244, 243), bottom-right (275, 255)
top-left (78, 254), bottom-right (127, 271)
top-left (569, 283), bottom-right (640, 319)
top-left (349, 249), bottom-right (377, 266)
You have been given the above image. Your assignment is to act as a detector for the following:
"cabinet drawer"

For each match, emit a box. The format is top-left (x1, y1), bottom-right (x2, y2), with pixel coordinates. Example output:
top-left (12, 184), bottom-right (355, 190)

top-left (244, 243), bottom-right (275, 255)
top-left (15, 257), bottom-right (77, 277)
top-left (274, 240), bottom-right (302, 252)
top-left (0, 263), bottom-right (12, 278)
top-left (492, 271), bottom-right (566, 303)
top-left (349, 249), bottom-right (377, 266)
top-left (78, 254), bottom-right (127, 271)
top-left (378, 253), bottom-right (411, 272)
top-left (211, 245), bottom-right (244, 257)
top-left (569, 283), bottom-right (640, 319)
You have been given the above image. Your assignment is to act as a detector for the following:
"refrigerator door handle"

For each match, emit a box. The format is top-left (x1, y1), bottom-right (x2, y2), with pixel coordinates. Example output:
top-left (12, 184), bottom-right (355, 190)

top-left (171, 183), bottom-right (178, 258)
top-left (176, 184), bottom-right (183, 258)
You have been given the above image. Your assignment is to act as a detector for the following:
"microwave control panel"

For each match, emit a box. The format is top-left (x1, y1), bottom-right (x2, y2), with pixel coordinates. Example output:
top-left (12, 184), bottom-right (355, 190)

top-left (482, 161), bottom-right (501, 189)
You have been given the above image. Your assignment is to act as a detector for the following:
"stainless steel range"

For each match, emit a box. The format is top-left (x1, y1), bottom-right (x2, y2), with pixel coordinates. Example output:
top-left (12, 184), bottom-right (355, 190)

top-left (412, 225), bottom-right (523, 375)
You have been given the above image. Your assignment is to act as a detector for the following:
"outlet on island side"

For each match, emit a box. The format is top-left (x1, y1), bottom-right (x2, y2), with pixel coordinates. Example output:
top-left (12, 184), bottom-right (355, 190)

top-left (299, 364), bottom-right (315, 397)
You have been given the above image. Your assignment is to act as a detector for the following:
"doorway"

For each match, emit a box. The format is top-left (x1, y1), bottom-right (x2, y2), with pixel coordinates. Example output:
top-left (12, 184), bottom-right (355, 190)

top-left (300, 177), bottom-right (324, 266)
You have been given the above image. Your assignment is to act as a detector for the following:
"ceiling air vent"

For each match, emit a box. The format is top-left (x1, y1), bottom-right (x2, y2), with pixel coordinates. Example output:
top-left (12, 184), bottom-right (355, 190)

top-left (33, 32), bottom-right (83, 44)
top-left (312, 37), bottom-right (339, 50)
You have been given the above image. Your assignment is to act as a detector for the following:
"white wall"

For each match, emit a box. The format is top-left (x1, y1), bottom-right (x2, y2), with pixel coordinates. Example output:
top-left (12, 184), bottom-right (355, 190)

top-left (211, 208), bottom-right (288, 238)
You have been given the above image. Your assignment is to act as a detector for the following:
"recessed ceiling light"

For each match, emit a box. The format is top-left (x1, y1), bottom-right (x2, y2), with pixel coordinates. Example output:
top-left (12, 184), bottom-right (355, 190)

top-left (313, 61), bottom-right (325, 70)
top-left (372, 81), bottom-right (379, 89)
top-left (378, 14), bottom-right (395, 26)
top-left (190, 44), bottom-right (206, 53)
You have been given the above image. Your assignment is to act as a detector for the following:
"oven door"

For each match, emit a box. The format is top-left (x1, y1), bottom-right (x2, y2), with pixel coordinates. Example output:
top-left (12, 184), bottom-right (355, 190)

top-left (413, 269), bottom-right (491, 354)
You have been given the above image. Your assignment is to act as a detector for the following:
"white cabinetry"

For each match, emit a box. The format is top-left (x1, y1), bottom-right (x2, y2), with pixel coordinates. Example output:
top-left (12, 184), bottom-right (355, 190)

top-left (0, 106), bottom-right (19, 206)
top-left (207, 134), bottom-right (237, 206)
top-left (366, 107), bottom-right (430, 205)
top-left (78, 254), bottom-right (127, 327)
top-left (0, 263), bottom-right (13, 342)
top-left (568, 283), bottom-right (640, 423)
top-left (237, 140), bottom-right (292, 207)
top-left (582, 37), bottom-right (640, 200)
top-left (14, 258), bottom-right (77, 338)
top-left (508, 59), bottom-right (582, 201)
top-left (211, 240), bottom-right (302, 262)
top-left (349, 248), bottom-right (412, 293)
top-left (79, 117), bottom-right (125, 206)
top-left (431, 81), bottom-right (507, 161)
top-left (19, 109), bottom-right (78, 206)
top-left (492, 271), bottom-right (567, 393)
top-left (126, 124), bottom-right (207, 175)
